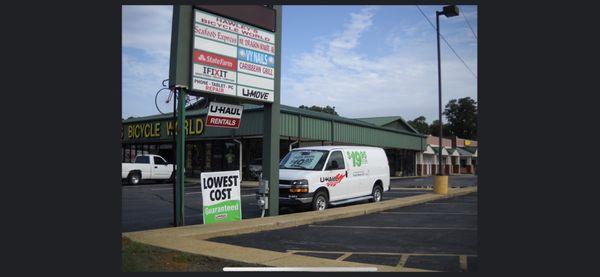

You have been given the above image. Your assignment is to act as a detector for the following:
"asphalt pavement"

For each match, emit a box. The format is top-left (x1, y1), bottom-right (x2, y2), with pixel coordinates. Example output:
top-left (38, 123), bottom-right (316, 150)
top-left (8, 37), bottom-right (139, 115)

top-left (209, 192), bottom-right (478, 272)
top-left (122, 175), bottom-right (477, 232)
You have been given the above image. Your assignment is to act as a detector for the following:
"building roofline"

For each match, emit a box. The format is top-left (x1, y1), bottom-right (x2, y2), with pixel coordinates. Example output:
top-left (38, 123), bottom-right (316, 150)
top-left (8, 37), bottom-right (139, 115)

top-left (123, 104), bottom-right (428, 138)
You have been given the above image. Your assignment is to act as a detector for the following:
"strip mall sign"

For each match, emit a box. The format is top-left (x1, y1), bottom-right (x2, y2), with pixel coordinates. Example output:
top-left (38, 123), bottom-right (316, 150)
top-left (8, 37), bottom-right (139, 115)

top-left (191, 8), bottom-right (276, 102)
top-left (206, 102), bottom-right (243, 129)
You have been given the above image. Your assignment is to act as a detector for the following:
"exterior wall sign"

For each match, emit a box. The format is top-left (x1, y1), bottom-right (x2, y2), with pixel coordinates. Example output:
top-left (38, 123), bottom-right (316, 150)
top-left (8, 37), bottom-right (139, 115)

top-left (125, 118), bottom-right (204, 140)
top-left (192, 9), bottom-right (275, 103)
top-left (200, 170), bottom-right (242, 224)
top-left (206, 101), bottom-right (244, 129)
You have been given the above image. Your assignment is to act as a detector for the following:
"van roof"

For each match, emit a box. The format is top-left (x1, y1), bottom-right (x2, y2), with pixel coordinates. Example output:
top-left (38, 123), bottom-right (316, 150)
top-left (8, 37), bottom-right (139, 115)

top-left (292, 145), bottom-right (383, 151)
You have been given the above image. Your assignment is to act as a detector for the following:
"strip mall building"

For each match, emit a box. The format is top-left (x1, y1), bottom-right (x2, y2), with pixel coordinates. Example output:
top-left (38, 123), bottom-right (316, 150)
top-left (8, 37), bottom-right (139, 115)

top-left (122, 105), bottom-right (477, 178)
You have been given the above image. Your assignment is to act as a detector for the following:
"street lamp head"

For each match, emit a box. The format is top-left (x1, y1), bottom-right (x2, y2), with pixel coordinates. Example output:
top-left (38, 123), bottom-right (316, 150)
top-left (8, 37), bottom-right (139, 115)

top-left (441, 5), bottom-right (459, 17)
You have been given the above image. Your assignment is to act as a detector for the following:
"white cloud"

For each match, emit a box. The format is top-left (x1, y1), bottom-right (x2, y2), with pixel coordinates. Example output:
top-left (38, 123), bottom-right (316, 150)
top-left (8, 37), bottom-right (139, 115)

top-left (122, 5), bottom-right (172, 58)
top-left (122, 5), bottom-right (173, 117)
top-left (281, 6), bottom-right (477, 122)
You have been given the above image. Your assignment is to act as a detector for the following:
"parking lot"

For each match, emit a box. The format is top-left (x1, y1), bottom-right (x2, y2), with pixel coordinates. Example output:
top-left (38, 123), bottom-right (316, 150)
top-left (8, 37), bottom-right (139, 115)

top-left (122, 175), bottom-right (476, 232)
top-left (209, 192), bottom-right (477, 272)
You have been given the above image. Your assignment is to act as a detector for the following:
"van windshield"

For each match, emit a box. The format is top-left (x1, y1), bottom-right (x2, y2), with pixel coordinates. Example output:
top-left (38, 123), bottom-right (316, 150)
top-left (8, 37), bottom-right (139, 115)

top-left (280, 150), bottom-right (329, 171)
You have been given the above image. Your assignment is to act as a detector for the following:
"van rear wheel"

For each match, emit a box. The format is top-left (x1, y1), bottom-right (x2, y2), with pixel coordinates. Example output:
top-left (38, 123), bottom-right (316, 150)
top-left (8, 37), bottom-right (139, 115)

top-left (312, 191), bottom-right (328, 211)
top-left (370, 185), bottom-right (383, 202)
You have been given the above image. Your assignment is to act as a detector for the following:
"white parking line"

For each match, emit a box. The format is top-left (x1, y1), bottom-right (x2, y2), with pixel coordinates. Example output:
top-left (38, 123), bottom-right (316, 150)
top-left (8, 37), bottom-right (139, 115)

top-left (288, 249), bottom-right (477, 257)
top-left (397, 255), bottom-right (409, 268)
top-left (426, 202), bottom-right (476, 205)
top-left (336, 252), bottom-right (353, 261)
top-left (308, 225), bottom-right (477, 231)
top-left (380, 212), bottom-right (477, 215)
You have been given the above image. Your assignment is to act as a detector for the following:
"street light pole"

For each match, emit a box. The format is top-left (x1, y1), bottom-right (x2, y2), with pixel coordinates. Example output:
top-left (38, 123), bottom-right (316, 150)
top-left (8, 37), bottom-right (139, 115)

top-left (432, 5), bottom-right (459, 194)
top-left (436, 11), bottom-right (443, 175)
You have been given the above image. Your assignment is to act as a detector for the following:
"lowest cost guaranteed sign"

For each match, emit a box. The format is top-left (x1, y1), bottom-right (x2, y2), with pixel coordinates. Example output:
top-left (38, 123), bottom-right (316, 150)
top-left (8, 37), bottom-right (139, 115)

top-left (206, 101), bottom-right (243, 128)
top-left (200, 170), bottom-right (242, 224)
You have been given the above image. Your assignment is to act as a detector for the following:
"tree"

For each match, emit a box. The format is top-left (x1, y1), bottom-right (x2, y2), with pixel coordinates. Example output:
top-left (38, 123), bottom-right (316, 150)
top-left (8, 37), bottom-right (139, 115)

top-left (443, 97), bottom-right (477, 140)
top-left (407, 116), bottom-right (430, 134)
top-left (429, 119), bottom-right (452, 137)
top-left (299, 105), bottom-right (339, 115)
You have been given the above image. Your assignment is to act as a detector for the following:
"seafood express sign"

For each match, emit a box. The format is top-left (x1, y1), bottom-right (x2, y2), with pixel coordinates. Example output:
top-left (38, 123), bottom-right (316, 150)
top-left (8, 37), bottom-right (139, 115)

top-left (192, 8), bottom-right (276, 102)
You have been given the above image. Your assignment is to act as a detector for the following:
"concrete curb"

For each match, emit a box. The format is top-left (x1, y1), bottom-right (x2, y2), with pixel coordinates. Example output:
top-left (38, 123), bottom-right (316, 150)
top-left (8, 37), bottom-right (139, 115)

top-left (123, 186), bottom-right (477, 272)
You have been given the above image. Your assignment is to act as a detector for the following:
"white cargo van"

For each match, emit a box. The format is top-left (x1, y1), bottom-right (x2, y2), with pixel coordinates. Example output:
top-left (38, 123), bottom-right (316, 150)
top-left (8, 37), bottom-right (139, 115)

top-left (278, 146), bottom-right (390, 211)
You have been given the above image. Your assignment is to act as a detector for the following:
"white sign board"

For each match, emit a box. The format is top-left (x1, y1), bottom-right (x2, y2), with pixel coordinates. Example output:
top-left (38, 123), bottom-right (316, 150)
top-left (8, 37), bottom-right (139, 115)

top-left (192, 9), bottom-right (276, 103)
top-left (200, 170), bottom-right (242, 224)
top-left (206, 101), bottom-right (243, 129)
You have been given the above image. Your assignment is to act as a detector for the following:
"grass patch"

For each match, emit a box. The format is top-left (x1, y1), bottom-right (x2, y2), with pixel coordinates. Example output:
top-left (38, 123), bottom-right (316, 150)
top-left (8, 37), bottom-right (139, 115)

top-left (122, 237), bottom-right (263, 272)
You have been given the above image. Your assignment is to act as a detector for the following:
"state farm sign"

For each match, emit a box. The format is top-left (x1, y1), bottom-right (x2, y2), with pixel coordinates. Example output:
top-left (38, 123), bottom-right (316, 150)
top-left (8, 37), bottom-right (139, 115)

top-left (206, 102), bottom-right (243, 129)
top-left (191, 9), bottom-right (276, 103)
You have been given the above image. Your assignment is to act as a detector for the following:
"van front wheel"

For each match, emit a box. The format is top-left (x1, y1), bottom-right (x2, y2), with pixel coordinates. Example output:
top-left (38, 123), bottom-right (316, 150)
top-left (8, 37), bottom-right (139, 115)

top-left (312, 191), bottom-right (328, 211)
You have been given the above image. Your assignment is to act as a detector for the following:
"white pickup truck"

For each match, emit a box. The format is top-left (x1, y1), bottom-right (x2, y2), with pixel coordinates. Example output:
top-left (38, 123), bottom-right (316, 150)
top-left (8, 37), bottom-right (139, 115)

top-left (122, 154), bottom-right (174, 185)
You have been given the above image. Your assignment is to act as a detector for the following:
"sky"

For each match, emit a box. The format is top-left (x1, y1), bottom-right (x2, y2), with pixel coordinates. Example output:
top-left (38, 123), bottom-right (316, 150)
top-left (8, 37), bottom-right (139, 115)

top-left (122, 5), bottom-right (477, 123)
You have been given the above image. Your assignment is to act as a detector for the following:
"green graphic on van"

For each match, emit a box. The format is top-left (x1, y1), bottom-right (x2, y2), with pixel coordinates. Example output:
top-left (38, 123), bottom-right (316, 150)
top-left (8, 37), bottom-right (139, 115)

top-left (347, 151), bottom-right (368, 167)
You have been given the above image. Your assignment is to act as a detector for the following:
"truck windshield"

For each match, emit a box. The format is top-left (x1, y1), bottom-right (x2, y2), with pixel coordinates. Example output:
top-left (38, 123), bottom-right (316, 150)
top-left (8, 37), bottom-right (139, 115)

top-left (280, 150), bottom-right (329, 171)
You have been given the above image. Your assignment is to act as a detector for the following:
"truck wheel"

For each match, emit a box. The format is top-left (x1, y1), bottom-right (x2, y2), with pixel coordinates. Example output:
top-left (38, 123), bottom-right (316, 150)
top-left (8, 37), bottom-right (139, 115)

top-left (369, 185), bottom-right (383, 202)
top-left (312, 191), bottom-right (328, 211)
top-left (128, 172), bottom-right (141, 185)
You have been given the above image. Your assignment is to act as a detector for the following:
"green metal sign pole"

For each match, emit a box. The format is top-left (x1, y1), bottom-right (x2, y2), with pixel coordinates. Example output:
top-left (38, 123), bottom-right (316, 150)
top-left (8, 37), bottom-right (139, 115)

top-left (169, 5), bottom-right (192, 227)
top-left (263, 5), bottom-right (282, 216)
top-left (176, 88), bottom-right (186, 226)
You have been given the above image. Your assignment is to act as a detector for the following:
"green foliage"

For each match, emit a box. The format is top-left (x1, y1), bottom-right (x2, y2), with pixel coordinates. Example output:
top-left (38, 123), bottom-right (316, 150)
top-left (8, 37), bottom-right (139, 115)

top-left (409, 97), bottom-right (477, 139)
top-left (429, 119), bottom-right (452, 137)
top-left (299, 105), bottom-right (339, 115)
top-left (443, 97), bottom-right (477, 140)
top-left (407, 116), bottom-right (430, 134)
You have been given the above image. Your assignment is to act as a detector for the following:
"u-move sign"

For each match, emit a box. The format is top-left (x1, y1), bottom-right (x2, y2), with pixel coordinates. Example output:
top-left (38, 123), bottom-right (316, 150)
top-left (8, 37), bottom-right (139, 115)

top-left (200, 170), bottom-right (242, 224)
top-left (206, 101), bottom-right (243, 129)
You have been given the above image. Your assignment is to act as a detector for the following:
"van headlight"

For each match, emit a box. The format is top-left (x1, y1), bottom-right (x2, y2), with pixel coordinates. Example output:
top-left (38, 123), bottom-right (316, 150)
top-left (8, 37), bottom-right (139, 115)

top-left (289, 179), bottom-right (309, 193)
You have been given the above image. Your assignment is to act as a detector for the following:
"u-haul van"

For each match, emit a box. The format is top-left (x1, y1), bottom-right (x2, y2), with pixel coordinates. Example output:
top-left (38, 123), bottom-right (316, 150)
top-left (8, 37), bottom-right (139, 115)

top-left (278, 146), bottom-right (390, 211)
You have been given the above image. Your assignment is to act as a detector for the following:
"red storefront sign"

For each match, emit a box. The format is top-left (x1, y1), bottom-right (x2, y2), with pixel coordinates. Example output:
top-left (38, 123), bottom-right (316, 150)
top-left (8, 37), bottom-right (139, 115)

top-left (193, 50), bottom-right (237, 71)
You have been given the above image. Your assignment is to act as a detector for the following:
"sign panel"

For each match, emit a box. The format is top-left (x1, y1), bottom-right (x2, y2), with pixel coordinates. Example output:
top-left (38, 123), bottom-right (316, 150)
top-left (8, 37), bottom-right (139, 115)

top-left (193, 63), bottom-right (237, 83)
top-left (206, 101), bottom-right (244, 129)
top-left (192, 77), bottom-right (236, 96)
top-left (200, 170), bottom-right (242, 224)
top-left (192, 8), bottom-right (276, 102)
top-left (237, 85), bottom-right (274, 102)
top-left (194, 50), bottom-right (237, 71)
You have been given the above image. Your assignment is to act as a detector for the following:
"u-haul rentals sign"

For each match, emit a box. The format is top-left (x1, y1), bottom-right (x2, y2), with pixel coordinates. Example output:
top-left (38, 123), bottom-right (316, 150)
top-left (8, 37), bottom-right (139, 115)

top-left (200, 170), bottom-right (242, 224)
top-left (192, 9), bottom-right (275, 103)
top-left (206, 101), bottom-right (243, 129)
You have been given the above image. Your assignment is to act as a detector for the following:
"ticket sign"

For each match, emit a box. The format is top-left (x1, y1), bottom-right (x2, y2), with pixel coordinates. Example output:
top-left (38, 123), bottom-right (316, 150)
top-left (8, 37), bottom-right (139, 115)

top-left (192, 9), bottom-right (276, 103)
top-left (206, 101), bottom-right (243, 129)
top-left (200, 170), bottom-right (242, 224)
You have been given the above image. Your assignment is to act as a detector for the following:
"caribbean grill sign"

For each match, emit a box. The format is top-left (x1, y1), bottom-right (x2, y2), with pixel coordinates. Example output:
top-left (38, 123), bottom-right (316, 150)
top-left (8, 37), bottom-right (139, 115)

top-left (192, 9), bottom-right (276, 103)
top-left (200, 170), bottom-right (242, 224)
top-left (206, 101), bottom-right (243, 129)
